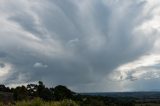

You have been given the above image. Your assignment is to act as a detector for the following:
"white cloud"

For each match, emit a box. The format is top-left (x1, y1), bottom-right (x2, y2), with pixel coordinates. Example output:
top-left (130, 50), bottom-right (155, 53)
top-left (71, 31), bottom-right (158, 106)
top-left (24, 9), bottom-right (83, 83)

top-left (0, 62), bottom-right (13, 83)
top-left (111, 54), bottom-right (160, 86)
top-left (33, 62), bottom-right (48, 68)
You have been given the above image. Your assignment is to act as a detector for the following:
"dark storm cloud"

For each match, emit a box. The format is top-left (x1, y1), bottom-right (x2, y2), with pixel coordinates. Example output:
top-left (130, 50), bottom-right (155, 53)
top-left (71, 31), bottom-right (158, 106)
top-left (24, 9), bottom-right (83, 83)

top-left (0, 0), bottom-right (158, 91)
top-left (0, 52), bottom-right (7, 58)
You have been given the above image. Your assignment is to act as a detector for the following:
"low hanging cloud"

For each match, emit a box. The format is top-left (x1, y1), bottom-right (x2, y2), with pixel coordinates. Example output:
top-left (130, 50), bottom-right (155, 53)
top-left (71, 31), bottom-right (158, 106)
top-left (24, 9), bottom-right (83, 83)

top-left (0, 0), bottom-right (160, 92)
top-left (112, 54), bottom-right (160, 81)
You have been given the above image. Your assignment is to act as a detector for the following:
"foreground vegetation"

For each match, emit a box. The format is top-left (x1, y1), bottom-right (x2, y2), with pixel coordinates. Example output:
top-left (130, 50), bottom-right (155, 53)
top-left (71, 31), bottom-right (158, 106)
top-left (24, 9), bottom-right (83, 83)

top-left (1, 81), bottom-right (160, 106)
top-left (0, 98), bottom-right (79, 106)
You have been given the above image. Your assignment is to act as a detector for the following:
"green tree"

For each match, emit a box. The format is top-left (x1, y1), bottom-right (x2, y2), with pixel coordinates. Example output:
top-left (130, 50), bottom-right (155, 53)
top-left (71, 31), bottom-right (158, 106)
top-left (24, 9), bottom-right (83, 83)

top-left (40, 88), bottom-right (54, 100)
top-left (27, 84), bottom-right (38, 97)
top-left (53, 85), bottom-right (74, 100)
top-left (13, 86), bottom-right (28, 100)
top-left (37, 81), bottom-right (45, 97)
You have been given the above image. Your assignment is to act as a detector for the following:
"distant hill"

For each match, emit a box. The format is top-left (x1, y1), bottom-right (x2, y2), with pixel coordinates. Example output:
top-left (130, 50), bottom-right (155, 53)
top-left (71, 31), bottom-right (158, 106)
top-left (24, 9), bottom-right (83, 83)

top-left (80, 91), bottom-right (160, 98)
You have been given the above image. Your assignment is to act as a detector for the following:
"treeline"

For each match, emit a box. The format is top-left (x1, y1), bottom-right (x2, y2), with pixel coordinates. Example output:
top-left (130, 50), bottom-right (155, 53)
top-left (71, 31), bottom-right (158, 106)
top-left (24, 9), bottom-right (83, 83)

top-left (0, 81), bottom-right (136, 106)
top-left (0, 81), bottom-right (75, 101)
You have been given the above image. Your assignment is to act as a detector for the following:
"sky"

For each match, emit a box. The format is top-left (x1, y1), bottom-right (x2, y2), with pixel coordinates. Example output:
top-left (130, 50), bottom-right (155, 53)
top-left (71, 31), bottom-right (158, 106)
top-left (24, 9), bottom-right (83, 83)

top-left (0, 0), bottom-right (160, 92)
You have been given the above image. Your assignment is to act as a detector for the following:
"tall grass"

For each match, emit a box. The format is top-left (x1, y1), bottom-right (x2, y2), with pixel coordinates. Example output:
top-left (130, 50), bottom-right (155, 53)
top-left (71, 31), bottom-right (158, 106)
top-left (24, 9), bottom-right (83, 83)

top-left (16, 98), bottom-right (79, 106)
top-left (0, 98), bottom-right (79, 106)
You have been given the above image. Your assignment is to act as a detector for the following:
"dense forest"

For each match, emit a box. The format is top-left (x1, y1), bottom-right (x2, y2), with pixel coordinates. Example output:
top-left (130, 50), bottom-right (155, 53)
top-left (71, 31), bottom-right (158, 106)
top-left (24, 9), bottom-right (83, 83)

top-left (0, 81), bottom-right (156, 106)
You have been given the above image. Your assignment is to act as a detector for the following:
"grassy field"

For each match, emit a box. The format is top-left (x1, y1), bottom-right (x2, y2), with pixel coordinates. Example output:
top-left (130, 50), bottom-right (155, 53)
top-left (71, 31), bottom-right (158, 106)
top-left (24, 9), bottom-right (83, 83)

top-left (0, 98), bottom-right (79, 106)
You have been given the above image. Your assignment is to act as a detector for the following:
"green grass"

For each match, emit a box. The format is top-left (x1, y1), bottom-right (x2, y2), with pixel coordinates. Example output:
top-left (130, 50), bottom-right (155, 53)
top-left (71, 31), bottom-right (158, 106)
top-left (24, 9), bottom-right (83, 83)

top-left (0, 98), bottom-right (79, 106)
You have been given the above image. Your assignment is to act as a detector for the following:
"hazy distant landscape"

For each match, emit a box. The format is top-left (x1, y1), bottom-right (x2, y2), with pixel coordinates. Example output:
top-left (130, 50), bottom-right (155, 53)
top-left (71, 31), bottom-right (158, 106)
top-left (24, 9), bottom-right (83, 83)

top-left (82, 92), bottom-right (160, 98)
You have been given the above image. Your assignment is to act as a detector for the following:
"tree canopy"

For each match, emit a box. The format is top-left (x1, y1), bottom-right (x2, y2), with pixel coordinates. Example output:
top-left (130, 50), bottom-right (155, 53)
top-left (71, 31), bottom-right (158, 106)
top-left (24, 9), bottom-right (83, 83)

top-left (0, 81), bottom-right (75, 101)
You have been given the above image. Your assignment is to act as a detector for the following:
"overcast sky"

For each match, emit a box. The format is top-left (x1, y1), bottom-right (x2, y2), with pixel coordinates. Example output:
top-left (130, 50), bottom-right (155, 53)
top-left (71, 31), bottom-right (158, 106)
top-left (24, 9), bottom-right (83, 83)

top-left (0, 0), bottom-right (160, 92)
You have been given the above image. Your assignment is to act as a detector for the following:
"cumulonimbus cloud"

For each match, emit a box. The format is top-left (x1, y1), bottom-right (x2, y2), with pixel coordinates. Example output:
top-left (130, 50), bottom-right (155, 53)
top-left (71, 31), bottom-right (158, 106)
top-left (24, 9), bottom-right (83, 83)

top-left (0, 0), bottom-right (159, 92)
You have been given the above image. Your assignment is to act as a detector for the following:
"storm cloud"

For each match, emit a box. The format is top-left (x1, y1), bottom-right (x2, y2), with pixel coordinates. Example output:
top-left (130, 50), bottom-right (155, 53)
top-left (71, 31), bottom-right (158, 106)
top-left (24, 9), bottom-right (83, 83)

top-left (0, 0), bottom-right (160, 92)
